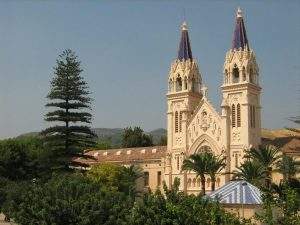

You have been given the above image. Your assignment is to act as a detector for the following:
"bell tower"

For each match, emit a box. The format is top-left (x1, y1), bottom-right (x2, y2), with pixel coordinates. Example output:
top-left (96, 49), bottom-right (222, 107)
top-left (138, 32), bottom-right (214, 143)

top-left (165, 21), bottom-right (202, 188)
top-left (221, 8), bottom-right (262, 172)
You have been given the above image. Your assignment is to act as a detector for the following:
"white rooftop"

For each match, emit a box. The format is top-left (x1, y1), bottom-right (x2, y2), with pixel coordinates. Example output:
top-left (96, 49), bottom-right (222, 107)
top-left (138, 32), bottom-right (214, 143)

top-left (208, 180), bottom-right (262, 204)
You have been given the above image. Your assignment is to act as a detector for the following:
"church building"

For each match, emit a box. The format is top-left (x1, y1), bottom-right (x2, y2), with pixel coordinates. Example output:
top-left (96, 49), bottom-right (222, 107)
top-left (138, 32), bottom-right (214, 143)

top-left (75, 8), bottom-right (299, 194)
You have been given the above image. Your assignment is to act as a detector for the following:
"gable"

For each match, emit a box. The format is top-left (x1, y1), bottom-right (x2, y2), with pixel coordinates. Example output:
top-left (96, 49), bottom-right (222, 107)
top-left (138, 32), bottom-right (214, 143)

top-left (187, 99), bottom-right (223, 155)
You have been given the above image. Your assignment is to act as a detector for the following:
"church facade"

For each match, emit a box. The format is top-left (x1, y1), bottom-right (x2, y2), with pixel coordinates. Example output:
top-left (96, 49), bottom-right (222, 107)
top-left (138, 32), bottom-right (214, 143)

top-left (164, 8), bottom-right (261, 193)
top-left (75, 8), bottom-right (299, 194)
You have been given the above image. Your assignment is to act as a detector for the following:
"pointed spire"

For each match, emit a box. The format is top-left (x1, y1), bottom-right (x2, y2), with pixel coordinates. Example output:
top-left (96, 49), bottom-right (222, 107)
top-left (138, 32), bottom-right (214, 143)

top-left (232, 7), bottom-right (249, 50)
top-left (177, 21), bottom-right (193, 60)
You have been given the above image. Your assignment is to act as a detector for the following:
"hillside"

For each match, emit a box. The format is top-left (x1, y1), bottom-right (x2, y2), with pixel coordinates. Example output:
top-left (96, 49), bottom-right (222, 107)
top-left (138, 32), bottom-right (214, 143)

top-left (15, 127), bottom-right (299, 147)
top-left (16, 128), bottom-right (167, 147)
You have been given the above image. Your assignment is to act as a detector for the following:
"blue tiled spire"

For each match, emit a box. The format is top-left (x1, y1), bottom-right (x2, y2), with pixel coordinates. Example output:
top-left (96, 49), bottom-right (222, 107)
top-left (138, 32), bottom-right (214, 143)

top-left (177, 21), bottom-right (193, 60)
top-left (232, 8), bottom-right (249, 50)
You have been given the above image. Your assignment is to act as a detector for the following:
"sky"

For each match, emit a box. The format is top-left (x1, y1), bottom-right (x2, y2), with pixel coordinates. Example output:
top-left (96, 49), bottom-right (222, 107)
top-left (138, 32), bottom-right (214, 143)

top-left (0, 0), bottom-right (299, 139)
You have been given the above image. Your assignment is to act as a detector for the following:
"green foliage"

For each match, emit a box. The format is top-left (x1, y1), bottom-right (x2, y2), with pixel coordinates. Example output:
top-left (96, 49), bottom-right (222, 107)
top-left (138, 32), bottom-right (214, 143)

top-left (95, 139), bottom-right (112, 149)
top-left (276, 154), bottom-right (300, 182)
top-left (87, 163), bottom-right (141, 197)
top-left (0, 137), bottom-right (52, 181)
top-left (122, 127), bottom-right (153, 148)
top-left (2, 173), bottom-right (132, 225)
top-left (245, 146), bottom-right (281, 188)
top-left (42, 49), bottom-right (96, 166)
top-left (158, 135), bottom-right (167, 146)
top-left (233, 160), bottom-right (265, 187)
top-left (256, 183), bottom-right (300, 225)
top-left (182, 152), bottom-right (225, 193)
top-left (129, 179), bottom-right (249, 225)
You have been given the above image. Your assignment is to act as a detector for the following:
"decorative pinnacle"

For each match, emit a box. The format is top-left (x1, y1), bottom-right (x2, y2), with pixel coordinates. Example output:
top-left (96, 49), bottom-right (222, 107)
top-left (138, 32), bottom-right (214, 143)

top-left (236, 7), bottom-right (243, 18)
top-left (181, 21), bottom-right (188, 31)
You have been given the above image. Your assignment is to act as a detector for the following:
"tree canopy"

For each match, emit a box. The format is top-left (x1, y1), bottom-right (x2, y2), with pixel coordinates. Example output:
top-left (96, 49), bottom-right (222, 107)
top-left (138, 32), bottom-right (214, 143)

top-left (42, 49), bottom-right (96, 167)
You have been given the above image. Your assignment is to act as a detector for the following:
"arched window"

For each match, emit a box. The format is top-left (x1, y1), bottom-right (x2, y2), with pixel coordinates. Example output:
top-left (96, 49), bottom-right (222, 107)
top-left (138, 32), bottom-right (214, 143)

top-left (216, 178), bottom-right (221, 187)
top-left (197, 145), bottom-right (212, 153)
top-left (184, 77), bottom-right (188, 90)
top-left (237, 103), bottom-right (241, 127)
top-left (179, 112), bottom-right (183, 132)
top-left (207, 178), bottom-right (211, 188)
top-left (176, 76), bottom-right (182, 91)
top-left (187, 178), bottom-right (192, 188)
top-left (232, 104), bottom-right (236, 127)
top-left (192, 178), bottom-right (196, 187)
top-left (191, 77), bottom-right (196, 92)
top-left (225, 69), bottom-right (229, 84)
top-left (197, 178), bottom-right (200, 187)
top-left (249, 68), bottom-right (253, 83)
top-left (242, 67), bottom-right (246, 81)
top-left (168, 79), bottom-right (173, 92)
top-left (232, 66), bottom-right (239, 83)
top-left (176, 156), bottom-right (180, 171)
top-left (175, 111), bottom-right (179, 133)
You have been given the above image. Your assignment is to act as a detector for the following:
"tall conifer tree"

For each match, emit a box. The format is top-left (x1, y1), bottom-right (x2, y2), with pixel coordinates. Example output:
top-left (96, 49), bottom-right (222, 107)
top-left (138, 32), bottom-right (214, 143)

top-left (42, 49), bottom-right (96, 165)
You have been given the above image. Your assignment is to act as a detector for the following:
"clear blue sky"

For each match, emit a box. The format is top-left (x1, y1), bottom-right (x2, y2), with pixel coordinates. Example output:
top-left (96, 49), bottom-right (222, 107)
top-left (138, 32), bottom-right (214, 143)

top-left (0, 0), bottom-right (299, 139)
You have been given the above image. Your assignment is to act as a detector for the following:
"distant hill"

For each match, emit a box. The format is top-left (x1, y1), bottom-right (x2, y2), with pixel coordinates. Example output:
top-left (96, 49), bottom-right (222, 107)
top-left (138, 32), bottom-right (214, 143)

top-left (16, 128), bottom-right (167, 147)
top-left (16, 127), bottom-right (299, 147)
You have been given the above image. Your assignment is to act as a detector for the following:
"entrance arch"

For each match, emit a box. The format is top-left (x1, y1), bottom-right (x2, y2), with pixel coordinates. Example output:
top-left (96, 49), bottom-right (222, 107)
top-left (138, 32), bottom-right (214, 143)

top-left (188, 134), bottom-right (221, 156)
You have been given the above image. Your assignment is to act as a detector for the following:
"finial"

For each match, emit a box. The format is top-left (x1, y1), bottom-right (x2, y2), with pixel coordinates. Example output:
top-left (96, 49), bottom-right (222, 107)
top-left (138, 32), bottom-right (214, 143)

top-left (236, 7), bottom-right (243, 18)
top-left (181, 21), bottom-right (188, 31)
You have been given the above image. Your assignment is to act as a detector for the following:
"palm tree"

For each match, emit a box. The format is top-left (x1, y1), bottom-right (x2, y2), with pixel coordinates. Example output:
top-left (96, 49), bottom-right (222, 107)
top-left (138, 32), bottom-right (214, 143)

top-left (206, 153), bottom-right (226, 191)
top-left (233, 160), bottom-right (265, 187)
top-left (276, 154), bottom-right (300, 182)
top-left (182, 153), bottom-right (210, 194)
top-left (245, 145), bottom-right (281, 188)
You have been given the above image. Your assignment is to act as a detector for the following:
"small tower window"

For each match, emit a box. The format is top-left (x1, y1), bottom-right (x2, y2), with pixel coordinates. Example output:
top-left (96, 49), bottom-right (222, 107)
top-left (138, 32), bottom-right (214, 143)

top-left (232, 104), bottom-right (236, 127)
top-left (242, 67), bottom-right (246, 81)
top-left (249, 68), bottom-right (254, 83)
top-left (184, 77), bottom-right (188, 90)
top-left (168, 79), bottom-right (173, 92)
top-left (175, 111), bottom-right (179, 133)
top-left (232, 66), bottom-right (239, 83)
top-left (225, 69), bottom-right (229, 84)
top-left (237, 103), bottom-right (241, 127)
top-left (176, 156), bottom-right (180, 171)
top-left (176, 76), bottom-right (182, 91)
top-left (191, 77), bottom-right (196, 92)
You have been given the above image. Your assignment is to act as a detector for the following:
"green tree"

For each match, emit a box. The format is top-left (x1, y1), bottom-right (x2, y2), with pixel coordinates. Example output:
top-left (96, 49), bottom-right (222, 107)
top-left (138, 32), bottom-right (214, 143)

top-left (206, 153), bottom-right (226, 191)
top-left (87, 163), bottom-right (141, 198)
top-left (158, 135), bottom-right (167, 146)
top-left (276, 154), bottom-right (300, 182)
top-left (42, 49), bottom-right (96, 167)
top-left (182, 152), bottom-right (210, 194)
top-left (122, 127), bottom-right (153, 148)
top-left (233, 160), bottom-right (265, 187)
top-left (3, 173), bottom-right (131, 225)
top-left (0, 137), bottom-right (52, 181)
top-left (95, 139), bottom-right (112, 150)
top-left (245, 146), bottom-right (281, 188)
top-left (129, 179), bottom-right (249, 225)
